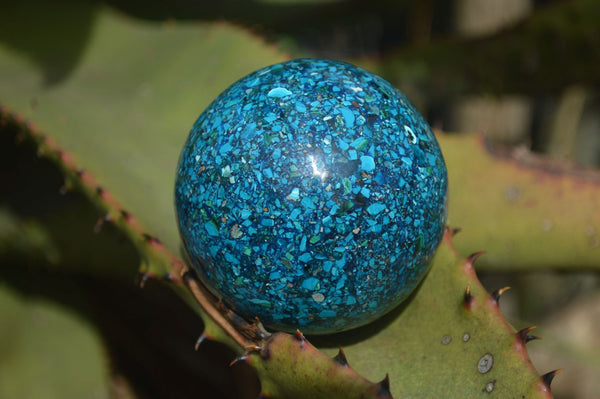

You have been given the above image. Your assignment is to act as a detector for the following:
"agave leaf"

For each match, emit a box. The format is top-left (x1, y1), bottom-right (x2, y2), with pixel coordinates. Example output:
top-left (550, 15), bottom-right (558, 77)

top-left (1, 115), bottom-right (554, 398)
top-left (0, 0), bottom-right (287, 256)
top-left (440, 133), bottom-right (600, 271)
top-left (0, 3), bottom-right (566, 398)
top-left (313, 232), bottom-right (552, 397)
top-left (2, 2), bottom-right (597, 273)
top-left (0, 129), bottom-right (258, 397)
top-left (248, 232), bottom-right (552, 398)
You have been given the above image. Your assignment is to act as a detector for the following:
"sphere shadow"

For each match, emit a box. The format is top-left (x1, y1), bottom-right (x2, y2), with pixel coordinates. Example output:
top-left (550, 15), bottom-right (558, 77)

top-left (305, 272), bottom-right (429, 349)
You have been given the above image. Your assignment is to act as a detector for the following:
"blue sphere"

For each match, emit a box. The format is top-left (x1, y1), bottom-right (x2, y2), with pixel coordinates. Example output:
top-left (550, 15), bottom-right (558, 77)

top-left (175, 59), bottom-right (447, 334)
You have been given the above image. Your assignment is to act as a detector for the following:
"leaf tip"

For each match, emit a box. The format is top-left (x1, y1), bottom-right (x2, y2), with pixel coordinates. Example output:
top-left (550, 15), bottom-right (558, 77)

top-left (120, 209), bottom-right (133, 222)
top-left (136, 272), bottom-right (150, 288)
top-left (294, 329), bottom-right (306, 342)
top-left (463, 285), bottom-right (474, 310)
top-left (194, 332), bottom-right (211, 351)
top-left (95, 185), bottom-right (105, 197)
top-left (142, 233), bottom-right (162, 246)
top-left (541, 369), bottom-right (562, 388)
top-left (376, 374), bottom-right (392, 398)
top-left (466, 251), bottom-right (485, 266)
top-left (517, 325), bottom-right (540, 344)
top-left (229, 344), bottom-right (262, 366)
top-left (449, 226), bottom-right (462, 236)
top-left (229, 354), bottom-right (249, 367)
top-left (93, 214), bottom-right (112, 233)
top-left (162, 272), bottom-right (175, 283)
top-left (333, 347), bottom-right (349, 367)
top-left (491, 286), bottom-right (511, 304)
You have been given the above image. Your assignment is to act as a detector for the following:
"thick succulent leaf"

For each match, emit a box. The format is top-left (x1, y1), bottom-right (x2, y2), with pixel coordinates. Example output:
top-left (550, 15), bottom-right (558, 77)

top-left (439, 133), bottom-right (600, 271)
top-left (0, 0), bottom-right (287, 256)
top-left (316, 232), bottom-right (552, 397)
top-left (248, 232), bottom-right (552, 398)
top-left (2, 2), bottom-right (597, 274)
top-left (246, 331), bottom-right (393, 399)
top-left (1, 108), bottom-right (556, 397)
top-left (0, 3), bottom-right (565, 398)
top-left (0, 129), bottom-right (259, 398)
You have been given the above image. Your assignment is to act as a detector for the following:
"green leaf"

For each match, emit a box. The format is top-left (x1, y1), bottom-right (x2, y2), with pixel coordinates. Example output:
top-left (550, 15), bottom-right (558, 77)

top-left (2, 109), bottom-right (556, 397)
top-left (0, 284), bottom-right (109, 399)
top-left (0, 0), bottom-right (287, 256)
top-left (0, 2), bottom-right (570, 398)
top-left (251, 233), bottom-right (551, 398)
top-left (439, 133), bottom-right (600, 271)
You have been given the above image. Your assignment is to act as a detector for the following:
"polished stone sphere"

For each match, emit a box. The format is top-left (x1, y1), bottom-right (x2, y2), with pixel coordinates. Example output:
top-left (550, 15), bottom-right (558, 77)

top-left (175, 59), bottom-right (447, 334)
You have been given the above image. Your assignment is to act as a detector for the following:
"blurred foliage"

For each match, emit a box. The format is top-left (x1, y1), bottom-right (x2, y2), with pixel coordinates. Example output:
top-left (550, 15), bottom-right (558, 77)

top-left (0, 283), bottom-right (109, 399)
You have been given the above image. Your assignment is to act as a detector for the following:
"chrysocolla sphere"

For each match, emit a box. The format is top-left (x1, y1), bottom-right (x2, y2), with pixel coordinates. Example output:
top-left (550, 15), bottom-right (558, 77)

top-left (175, 59), bottom-right (447, 334)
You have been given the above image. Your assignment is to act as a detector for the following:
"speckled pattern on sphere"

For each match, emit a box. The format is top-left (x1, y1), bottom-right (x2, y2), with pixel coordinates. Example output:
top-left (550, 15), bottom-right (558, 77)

top-left (175, 59), bottom-right (447, 334)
